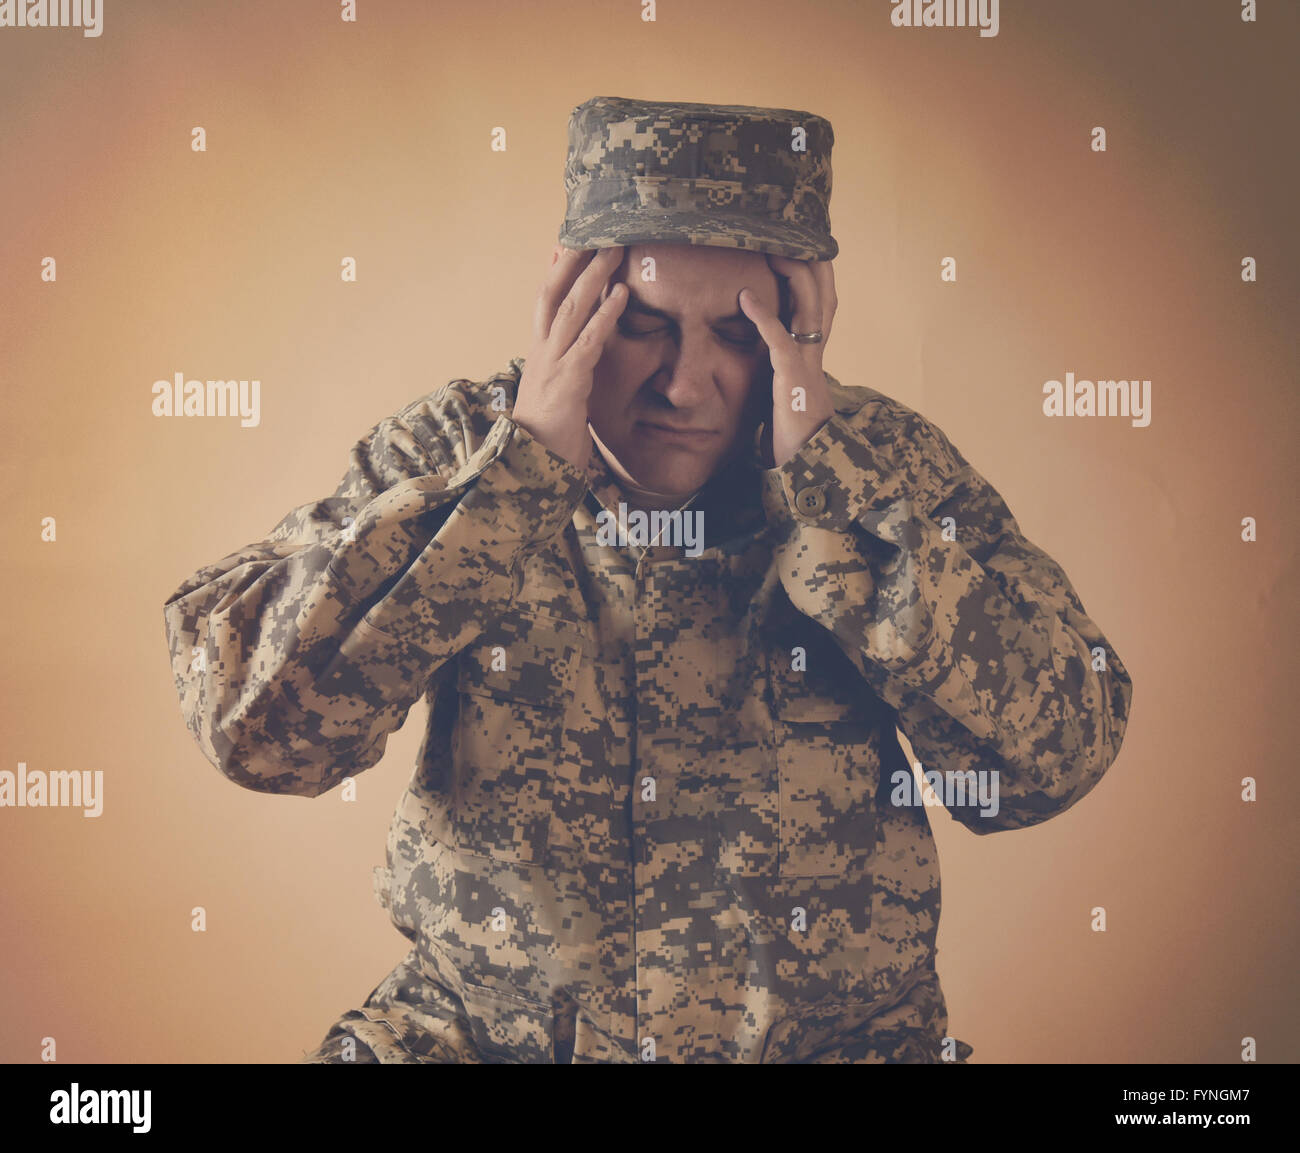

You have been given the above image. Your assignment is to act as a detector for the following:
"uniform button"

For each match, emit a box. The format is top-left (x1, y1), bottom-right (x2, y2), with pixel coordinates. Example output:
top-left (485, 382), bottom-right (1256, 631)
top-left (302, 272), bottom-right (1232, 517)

top-left (794, 485), bottom-right (827, 516)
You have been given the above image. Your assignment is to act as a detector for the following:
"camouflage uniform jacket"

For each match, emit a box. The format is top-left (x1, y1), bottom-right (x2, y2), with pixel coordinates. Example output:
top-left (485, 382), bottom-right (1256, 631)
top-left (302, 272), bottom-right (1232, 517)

top-left (163, 356), bottom-right (1133, 1063)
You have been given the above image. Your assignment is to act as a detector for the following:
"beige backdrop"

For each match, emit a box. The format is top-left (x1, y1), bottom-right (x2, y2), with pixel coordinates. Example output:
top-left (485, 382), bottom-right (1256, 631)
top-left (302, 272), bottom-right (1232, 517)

top-left (1, 0), bottom-right (1296, 1063)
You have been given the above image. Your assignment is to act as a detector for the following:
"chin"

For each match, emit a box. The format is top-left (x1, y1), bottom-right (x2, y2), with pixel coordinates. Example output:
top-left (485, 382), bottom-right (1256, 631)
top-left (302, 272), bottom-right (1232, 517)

top-left (612, 440), bottom-right (715, 497)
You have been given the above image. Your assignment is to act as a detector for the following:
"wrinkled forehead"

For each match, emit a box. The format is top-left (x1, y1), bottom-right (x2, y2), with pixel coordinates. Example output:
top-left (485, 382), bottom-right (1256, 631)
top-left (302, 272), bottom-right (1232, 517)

top-left (612, 243), bottom-right (779, 302)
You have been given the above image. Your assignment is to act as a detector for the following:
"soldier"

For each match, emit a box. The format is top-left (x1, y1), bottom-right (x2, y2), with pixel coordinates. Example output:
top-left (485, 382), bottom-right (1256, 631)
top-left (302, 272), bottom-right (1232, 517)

top-left (163, 96), bottom-right (1133, 1063)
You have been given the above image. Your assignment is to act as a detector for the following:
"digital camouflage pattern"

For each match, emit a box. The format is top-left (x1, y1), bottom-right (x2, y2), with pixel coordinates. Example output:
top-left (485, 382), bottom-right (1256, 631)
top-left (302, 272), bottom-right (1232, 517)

top-left (163, 357), bottom-right (1133, 1063)
top-left (558, 96), bottom-right (839, 261)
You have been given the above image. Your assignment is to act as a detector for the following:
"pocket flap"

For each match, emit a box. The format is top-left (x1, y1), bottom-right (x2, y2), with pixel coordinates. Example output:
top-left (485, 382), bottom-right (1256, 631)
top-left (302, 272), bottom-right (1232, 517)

top-left (766, 615), bottom-right (887, 726)
top-left (456, 616), bottom-right (583, 707)
top-left (771, 679), bottom-right (860, 723)
top-left (460, 981), bottom-right (554, 1063)
top-left (419, 940), bottom-right (554, 1063)
top-left (769, 657), bottom-right (883, 725)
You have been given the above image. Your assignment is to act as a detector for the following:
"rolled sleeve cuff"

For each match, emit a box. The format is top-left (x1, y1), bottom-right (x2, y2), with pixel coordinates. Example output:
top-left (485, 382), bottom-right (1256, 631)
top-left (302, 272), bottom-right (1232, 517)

top-left (463, 416), bottom-right (591, 549)
top-left (760, 412), bottom-right (884, 539)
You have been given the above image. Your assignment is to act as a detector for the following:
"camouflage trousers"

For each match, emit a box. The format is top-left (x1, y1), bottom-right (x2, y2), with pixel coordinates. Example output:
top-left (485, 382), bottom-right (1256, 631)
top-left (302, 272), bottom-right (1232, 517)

top-left (301, 947), bottom-right (974, 1064)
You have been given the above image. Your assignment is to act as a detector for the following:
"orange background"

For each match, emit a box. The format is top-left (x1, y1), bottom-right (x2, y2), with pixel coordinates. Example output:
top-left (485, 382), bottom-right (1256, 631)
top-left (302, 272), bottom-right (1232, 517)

top-left (1, 0), bottom-right (1296, 1063)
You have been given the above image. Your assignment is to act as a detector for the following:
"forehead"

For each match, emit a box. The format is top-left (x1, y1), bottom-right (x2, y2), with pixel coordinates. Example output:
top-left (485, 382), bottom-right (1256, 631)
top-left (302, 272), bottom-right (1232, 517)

top-left (618, 243), bottom-right (772, 285)
top-left (614, 244), bottom-right (776, 317)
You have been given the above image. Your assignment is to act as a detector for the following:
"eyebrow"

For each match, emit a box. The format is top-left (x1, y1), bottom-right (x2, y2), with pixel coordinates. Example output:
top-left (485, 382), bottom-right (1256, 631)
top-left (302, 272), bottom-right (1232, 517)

top-left (619, 287), bottom-right (752, 326)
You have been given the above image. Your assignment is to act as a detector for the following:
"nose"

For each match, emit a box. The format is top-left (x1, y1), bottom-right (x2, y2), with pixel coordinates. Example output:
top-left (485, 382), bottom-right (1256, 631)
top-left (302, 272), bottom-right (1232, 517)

top-left (650, 328), bottom-right (718, 410)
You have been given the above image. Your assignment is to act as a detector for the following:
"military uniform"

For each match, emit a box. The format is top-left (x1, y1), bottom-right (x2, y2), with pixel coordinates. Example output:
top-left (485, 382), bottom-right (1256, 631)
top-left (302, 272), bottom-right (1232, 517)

top-left (163, 357), bottom-right (1133, 1062)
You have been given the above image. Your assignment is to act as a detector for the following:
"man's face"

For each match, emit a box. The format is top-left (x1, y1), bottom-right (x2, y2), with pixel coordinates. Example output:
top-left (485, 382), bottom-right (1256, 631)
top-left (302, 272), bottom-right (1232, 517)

top-left (587, 243), bottom-right (783, 503)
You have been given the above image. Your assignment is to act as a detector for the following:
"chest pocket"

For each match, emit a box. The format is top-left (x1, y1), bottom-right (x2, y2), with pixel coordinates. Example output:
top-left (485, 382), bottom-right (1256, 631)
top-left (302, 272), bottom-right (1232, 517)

top-left (451, 614), bottom-right (585, 866)
top-left (768, 627), bottom-right (888, 879)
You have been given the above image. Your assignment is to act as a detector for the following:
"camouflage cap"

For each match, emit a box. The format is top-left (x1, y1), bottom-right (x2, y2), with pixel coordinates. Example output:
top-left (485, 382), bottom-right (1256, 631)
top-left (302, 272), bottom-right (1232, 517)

top-left (557, 96), bottom-right (839, 261)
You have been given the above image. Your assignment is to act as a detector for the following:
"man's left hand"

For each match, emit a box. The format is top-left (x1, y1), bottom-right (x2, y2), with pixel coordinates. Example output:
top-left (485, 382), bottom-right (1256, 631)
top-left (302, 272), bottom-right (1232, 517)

top-left (739, 254), bottom-right (838, 469)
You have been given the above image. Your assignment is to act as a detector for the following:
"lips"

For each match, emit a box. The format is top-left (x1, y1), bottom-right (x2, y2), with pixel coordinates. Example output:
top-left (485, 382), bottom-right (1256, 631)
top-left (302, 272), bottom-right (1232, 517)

top-left (639, 421), bottom-right (718, 437)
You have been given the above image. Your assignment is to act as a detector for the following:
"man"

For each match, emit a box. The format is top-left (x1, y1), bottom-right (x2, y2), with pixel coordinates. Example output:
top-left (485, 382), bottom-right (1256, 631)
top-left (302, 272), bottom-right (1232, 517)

top-left (163, 96), bottom-right (1133, 1063)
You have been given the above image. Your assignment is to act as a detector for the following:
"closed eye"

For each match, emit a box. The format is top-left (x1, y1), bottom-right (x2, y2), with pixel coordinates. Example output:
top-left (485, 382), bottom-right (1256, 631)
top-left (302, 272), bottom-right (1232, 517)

top-left (617, 321), bottom-right (670, 338)
top-left (617, 321), bottom-right (759, 349)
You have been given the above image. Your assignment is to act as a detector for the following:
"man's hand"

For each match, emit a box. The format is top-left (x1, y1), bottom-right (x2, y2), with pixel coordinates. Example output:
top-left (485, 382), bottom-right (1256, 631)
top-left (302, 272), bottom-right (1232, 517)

top-left (512, 245), bottom-right (628, 473)
top-left (738, 254), bottom-right (838, 469)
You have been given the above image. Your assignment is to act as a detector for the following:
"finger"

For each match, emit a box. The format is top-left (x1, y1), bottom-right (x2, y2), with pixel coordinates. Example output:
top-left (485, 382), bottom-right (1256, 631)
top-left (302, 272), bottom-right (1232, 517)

top-left (597, 246), bottom-right (633, 305)
top-left (558, 281), bottom-right (628, 374)
top-left (811, 259), bottom-right (837, 342)
top-left (534, 246), bottom-right (598, 343)
top-left (547, 246), bottom-right (624, 353)
top-left (737, 286), bottom-right (802, 378)
top-left (766, 254), bottom-right (822, 343)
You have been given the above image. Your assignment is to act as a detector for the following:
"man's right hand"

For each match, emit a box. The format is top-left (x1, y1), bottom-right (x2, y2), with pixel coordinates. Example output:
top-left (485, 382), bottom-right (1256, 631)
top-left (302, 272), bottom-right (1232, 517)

top-left (511, 245), bottom-right (628, 473)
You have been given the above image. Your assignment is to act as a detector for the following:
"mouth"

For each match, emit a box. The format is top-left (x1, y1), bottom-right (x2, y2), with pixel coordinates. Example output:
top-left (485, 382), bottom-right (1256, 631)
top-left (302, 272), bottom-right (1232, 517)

top-left (637, 421), bottom-right (720, 442)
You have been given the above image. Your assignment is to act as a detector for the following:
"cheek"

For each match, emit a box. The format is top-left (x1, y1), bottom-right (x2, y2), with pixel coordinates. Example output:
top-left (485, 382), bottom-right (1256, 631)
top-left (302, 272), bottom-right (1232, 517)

top-left (595, 341), bottom-right (659, 389)
top-left (733, 362), bottom-right (770, 410)
top-left (588, 355), bottom-right (636, 423)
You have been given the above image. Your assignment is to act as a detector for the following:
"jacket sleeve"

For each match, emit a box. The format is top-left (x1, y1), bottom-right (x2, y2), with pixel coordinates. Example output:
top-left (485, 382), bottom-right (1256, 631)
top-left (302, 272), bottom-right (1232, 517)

top-left (759, 377), bottom-right (1134, 834)
top-left (162, 377), bottom-right (589, 798)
